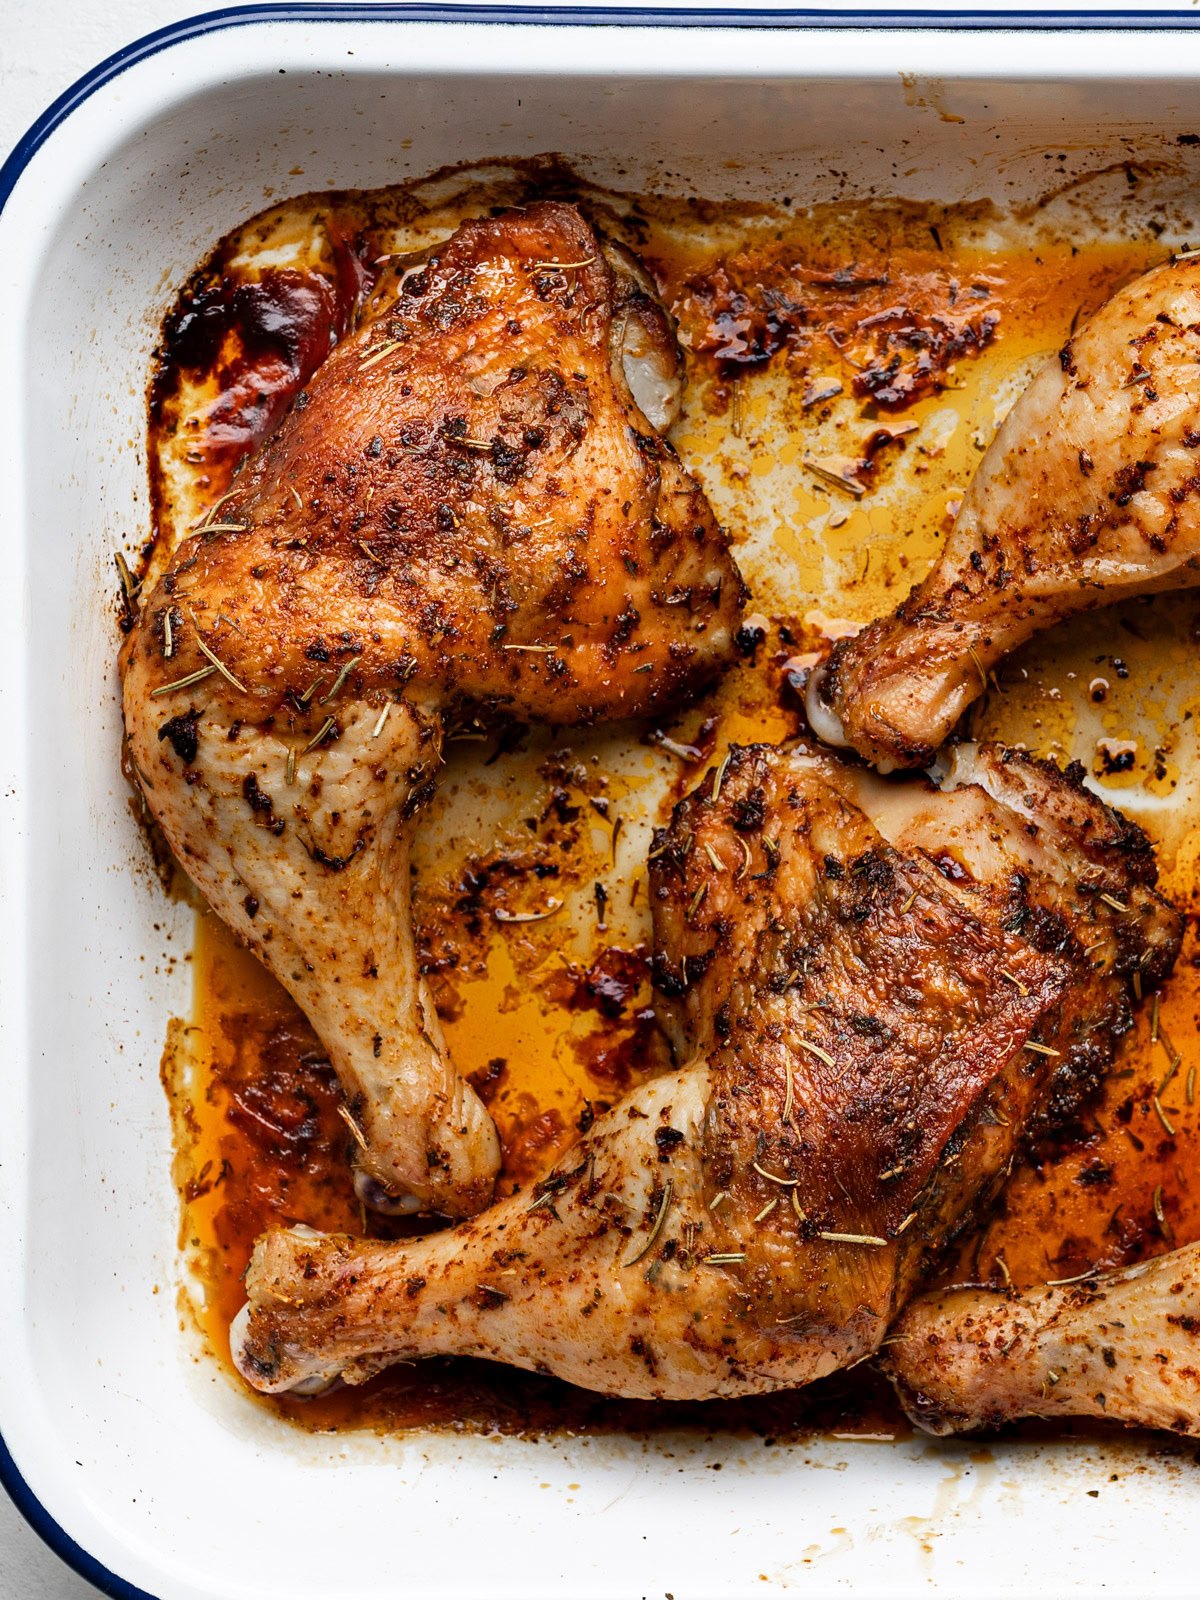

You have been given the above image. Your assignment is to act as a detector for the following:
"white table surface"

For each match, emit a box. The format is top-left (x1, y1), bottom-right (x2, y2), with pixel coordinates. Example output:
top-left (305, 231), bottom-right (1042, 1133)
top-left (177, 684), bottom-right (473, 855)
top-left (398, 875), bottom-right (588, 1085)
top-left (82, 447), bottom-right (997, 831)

top-left (0, 0), bottom-right (1191, 1593)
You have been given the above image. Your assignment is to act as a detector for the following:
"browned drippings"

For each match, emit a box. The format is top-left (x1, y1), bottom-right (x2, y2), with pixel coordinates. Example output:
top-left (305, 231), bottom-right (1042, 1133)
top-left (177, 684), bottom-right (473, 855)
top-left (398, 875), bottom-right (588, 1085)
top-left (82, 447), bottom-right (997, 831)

top-left (146, 215), bottom-right (379, 578)
top-left (151, 162), bottom-right (1200, 1443)
top-left (677, 245), bottom-right (1000, 408)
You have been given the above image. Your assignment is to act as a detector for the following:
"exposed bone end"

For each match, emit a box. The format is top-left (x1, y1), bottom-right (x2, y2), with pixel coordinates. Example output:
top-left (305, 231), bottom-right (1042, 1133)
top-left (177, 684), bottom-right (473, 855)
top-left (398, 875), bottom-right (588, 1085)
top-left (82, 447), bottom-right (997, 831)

top-left (353, 1170), bottom-right (425, 1215)
top-left (930, 741), bottom-right (979, 791)
top-left (230, 1301), bottom-right (341, 1397)
top-left (807, 620), bottom-right (974, 774)
top-left (228, 1292), bottom-right (339, 1395)
top-left (602, 236), bottom-right (685, 433)
top-left (810, 607), bottom-right (987, 773)
top-left (232, 1227), bottom-right (387, 1396)
top-left (354, 1069), bottom-right (502, 1218)
top-left (228, 1302), bottom-right (267, 1388)
top-left (620, 308), bottom-right (683, 432)
top-left (804, 660), bottom-right (851, 751)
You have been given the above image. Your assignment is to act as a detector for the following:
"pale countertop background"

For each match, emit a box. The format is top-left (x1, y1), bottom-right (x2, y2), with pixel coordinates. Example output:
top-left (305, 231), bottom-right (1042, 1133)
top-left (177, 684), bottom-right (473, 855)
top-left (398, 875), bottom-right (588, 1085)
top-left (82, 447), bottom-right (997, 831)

top-left (0, 0), bottom-right (1195, 1594)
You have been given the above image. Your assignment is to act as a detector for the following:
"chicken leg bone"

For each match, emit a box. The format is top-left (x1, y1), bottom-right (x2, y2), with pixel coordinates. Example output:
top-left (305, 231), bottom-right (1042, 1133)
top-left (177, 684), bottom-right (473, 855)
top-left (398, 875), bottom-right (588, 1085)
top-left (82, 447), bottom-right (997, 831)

top-left (883, 1241), bottom-right (1200, 1438)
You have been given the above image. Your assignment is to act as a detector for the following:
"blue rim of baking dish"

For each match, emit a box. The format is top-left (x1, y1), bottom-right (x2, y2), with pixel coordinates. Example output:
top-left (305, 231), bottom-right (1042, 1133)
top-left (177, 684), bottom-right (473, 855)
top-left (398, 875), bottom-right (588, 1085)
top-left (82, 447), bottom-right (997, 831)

top-left (3, 1), bottom-right (1200, 1594)
top-left (11, 2), bottom-right (1200, 213)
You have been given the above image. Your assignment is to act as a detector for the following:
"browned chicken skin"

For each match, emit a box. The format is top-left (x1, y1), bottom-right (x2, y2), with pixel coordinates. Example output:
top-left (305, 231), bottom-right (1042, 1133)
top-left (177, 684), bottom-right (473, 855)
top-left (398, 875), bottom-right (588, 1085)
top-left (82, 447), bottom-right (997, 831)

top-left (810, 255), bottom-right (1200, 769)
top-left (122, 201), bottom-right (745, 1218)
top-left (231, 741), bottom-right (1179, 1399)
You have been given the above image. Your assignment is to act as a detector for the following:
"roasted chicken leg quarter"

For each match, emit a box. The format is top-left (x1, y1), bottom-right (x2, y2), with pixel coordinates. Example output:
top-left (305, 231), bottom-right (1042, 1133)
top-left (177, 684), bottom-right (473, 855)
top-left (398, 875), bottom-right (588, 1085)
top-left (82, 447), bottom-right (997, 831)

top-left (810, 255), bottom-right (1200, 769)
top-left (122, 201), bottom-right (745, 1218)
top-left (232, 741), bottom-right (1179, 1399)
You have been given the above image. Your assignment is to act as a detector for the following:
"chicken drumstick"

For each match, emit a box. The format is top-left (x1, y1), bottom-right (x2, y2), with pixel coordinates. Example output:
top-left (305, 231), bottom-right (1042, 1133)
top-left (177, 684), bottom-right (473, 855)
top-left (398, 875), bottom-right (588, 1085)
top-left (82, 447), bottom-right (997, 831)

top-left (810, 255), bottom-right (1200, 770)
top-left (884, 1241), bottom-right (1200, 1438)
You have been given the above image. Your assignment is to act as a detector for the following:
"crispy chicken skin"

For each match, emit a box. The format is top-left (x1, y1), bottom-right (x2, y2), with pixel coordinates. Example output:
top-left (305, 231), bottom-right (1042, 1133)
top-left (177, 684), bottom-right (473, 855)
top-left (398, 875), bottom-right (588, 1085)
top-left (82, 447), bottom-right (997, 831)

top-left (122, 201), bottom-right (745, 1218)
top-left (810, 256), bottom-right (1200, 769)
top-left (231, 742), bottom-right (1179, 1399)
top-left (884, 1241), bottom-right (1200, 1438)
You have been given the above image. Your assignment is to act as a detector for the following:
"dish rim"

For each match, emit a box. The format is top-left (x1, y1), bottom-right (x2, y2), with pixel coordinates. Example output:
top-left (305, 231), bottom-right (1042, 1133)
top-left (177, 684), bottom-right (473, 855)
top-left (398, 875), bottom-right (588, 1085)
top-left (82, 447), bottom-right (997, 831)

top-left (13, 0), bottom-right (1200, 214)
top-left (9, 5), bottom-right (1200, 1595)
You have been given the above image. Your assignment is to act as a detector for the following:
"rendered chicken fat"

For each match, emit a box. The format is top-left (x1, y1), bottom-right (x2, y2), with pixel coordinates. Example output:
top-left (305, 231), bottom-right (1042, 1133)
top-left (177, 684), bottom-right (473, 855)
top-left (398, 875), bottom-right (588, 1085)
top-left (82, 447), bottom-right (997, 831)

top-left (803, 661), bottom-right (851, 751)
top-left (142, 182), bottom-right (1200, 1435)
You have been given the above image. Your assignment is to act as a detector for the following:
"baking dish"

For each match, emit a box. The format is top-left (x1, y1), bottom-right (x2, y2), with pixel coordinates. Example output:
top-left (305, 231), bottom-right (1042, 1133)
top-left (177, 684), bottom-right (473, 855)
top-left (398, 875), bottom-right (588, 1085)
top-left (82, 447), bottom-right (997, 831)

top-left (9, 7), bottom-right (1200, 1596)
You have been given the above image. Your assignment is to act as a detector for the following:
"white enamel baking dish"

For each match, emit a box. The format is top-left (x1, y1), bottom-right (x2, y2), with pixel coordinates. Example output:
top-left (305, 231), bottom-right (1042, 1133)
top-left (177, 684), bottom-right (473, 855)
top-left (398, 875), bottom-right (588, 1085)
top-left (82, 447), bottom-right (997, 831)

top-left (9, 7), bottom-right (1200, 1596)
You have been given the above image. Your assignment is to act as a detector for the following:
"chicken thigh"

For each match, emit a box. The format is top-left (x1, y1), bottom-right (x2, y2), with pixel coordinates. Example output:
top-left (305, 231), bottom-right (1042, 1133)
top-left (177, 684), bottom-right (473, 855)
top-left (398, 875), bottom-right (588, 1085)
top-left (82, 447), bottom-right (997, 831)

top-left (232, 741), bottom-right (1179, 1399)
top-left (122, 201), bottom-right (745, 1218)
top-left (809, 254), bottom-right (1200, 770)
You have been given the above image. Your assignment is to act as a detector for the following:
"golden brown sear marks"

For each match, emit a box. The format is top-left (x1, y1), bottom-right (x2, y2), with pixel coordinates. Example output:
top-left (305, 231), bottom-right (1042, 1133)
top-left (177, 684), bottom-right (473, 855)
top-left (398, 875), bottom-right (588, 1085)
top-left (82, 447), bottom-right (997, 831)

top-left (152, 173), bottom-right (1200, 1440)
top-left (649, 743), bottom-right (1181, 1345)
